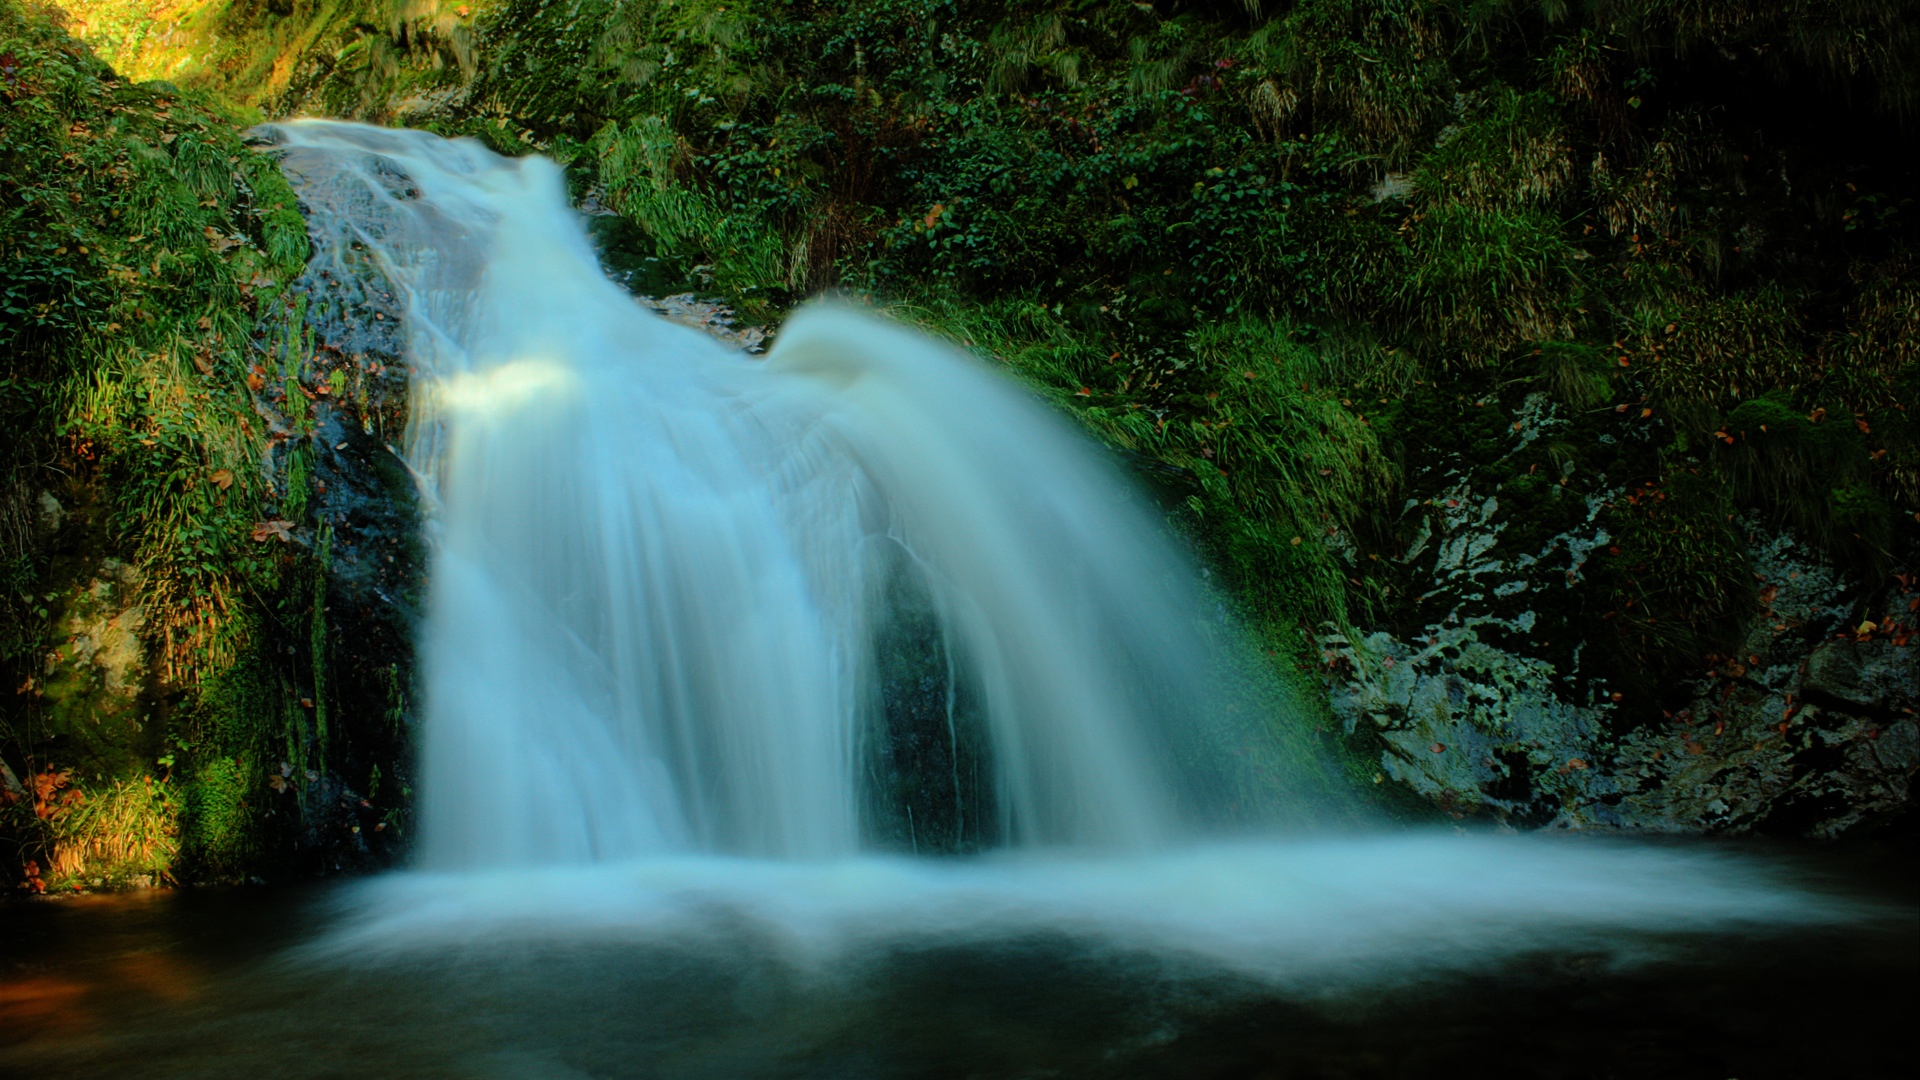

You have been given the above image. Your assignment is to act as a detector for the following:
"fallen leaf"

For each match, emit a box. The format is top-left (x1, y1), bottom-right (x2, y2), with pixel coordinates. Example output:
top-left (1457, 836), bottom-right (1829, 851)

top-left (210, 468), bottom-right (233, 490)
top-left (1428, 742), bottom-right (1446, 753)
top-left (250, 520), bottom-right (294, 542)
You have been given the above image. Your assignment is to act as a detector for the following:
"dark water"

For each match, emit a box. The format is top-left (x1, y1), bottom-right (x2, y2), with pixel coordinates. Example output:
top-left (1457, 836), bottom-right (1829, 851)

top-left (1, 848), bottom-right (1913, 1080)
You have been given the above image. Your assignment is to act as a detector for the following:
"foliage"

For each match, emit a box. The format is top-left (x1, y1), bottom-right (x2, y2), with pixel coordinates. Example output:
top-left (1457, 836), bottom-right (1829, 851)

top-left (46, 773), bottom-right (179, 886)
top-left (25, 0), bottom-right (1920, 835)
top-left (0, 0), bottom-right (321, 887)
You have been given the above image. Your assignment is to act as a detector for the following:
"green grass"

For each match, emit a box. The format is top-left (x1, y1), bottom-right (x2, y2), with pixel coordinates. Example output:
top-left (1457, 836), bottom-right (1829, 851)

top-left (1, 0), bottom-right (318, 887)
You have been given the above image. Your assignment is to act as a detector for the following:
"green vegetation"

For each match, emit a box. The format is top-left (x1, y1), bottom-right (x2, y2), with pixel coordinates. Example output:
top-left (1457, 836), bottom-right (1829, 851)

top-left (0, 0), bottom-right (333, 888)
top-left (7, 0), bottom-right (1914, 862)
top-left (365, 0), bottom-right (1913, 729)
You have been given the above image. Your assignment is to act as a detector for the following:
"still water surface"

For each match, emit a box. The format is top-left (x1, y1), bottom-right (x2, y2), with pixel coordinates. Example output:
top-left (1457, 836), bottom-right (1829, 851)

top-left (1, 838), bottom-right (1911, 1079)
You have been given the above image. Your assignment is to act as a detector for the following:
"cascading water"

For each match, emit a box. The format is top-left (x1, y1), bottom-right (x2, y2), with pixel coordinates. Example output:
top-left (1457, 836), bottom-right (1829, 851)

top-left (269, 119), bottom-right (1300, 868)
top-left (0, 121), bottom-right (1901, 1080)
top-left (264, 121), bottom-right (1865, 984)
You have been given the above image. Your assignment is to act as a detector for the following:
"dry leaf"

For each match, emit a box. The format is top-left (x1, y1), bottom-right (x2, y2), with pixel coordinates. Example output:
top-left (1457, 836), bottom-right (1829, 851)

top-left (210, 468), bottom-right (233, 490)
top-left (250, 519), bottom-right (294, 543)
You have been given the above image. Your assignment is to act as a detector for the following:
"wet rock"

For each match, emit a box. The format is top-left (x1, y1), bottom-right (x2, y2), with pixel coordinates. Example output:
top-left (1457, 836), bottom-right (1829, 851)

top-left (637, 292), bottom-right (767, 353)
top-left (1805, 639), bottom-right (1919, 713)
top-left (1328, 383), bottom-right (1915, 837)
top-left (234, 135), bottom-right (431, 873)
top-left (32, 557), bottom-right (158, 780)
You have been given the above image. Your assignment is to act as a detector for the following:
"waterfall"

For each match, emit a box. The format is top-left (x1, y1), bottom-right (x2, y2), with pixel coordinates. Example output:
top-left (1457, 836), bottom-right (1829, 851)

top-left (268, 122), bottom-right (1861, 986)
top-left (266, 120), bottom-right (1297, 869)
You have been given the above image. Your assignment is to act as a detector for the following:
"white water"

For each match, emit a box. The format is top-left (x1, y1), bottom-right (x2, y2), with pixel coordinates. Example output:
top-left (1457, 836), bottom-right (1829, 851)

top-left (270, 121), bottom-right (1864, 975)
top-left (311, 836), bottom-right (1865, 986)
top-left (271, 120), bottom-right (1285, 866)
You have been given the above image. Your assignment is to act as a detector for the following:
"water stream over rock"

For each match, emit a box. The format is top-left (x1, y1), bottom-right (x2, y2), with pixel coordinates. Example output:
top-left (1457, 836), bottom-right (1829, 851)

top-left (233, 120), bottom-right (1889, 1020)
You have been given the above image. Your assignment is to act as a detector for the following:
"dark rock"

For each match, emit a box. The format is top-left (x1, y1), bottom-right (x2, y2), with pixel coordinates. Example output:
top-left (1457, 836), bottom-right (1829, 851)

top-left (1804, 639), bottom-right (1919, 714)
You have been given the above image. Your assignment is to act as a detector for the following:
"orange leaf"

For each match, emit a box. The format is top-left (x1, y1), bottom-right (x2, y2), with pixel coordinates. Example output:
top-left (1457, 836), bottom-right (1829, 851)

top-left (210, 468), bottom-right (233, 490)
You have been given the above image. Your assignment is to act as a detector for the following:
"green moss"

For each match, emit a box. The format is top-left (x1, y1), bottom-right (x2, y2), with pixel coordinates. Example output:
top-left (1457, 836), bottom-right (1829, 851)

top-left (180, 751), bottom-right (254, 874)
top-left (0, 0), bottom-right (321, 887)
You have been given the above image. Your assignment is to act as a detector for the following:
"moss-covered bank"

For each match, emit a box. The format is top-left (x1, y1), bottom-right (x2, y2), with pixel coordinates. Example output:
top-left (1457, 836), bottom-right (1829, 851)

top-left (1, 0), bottom-right (414, 890)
